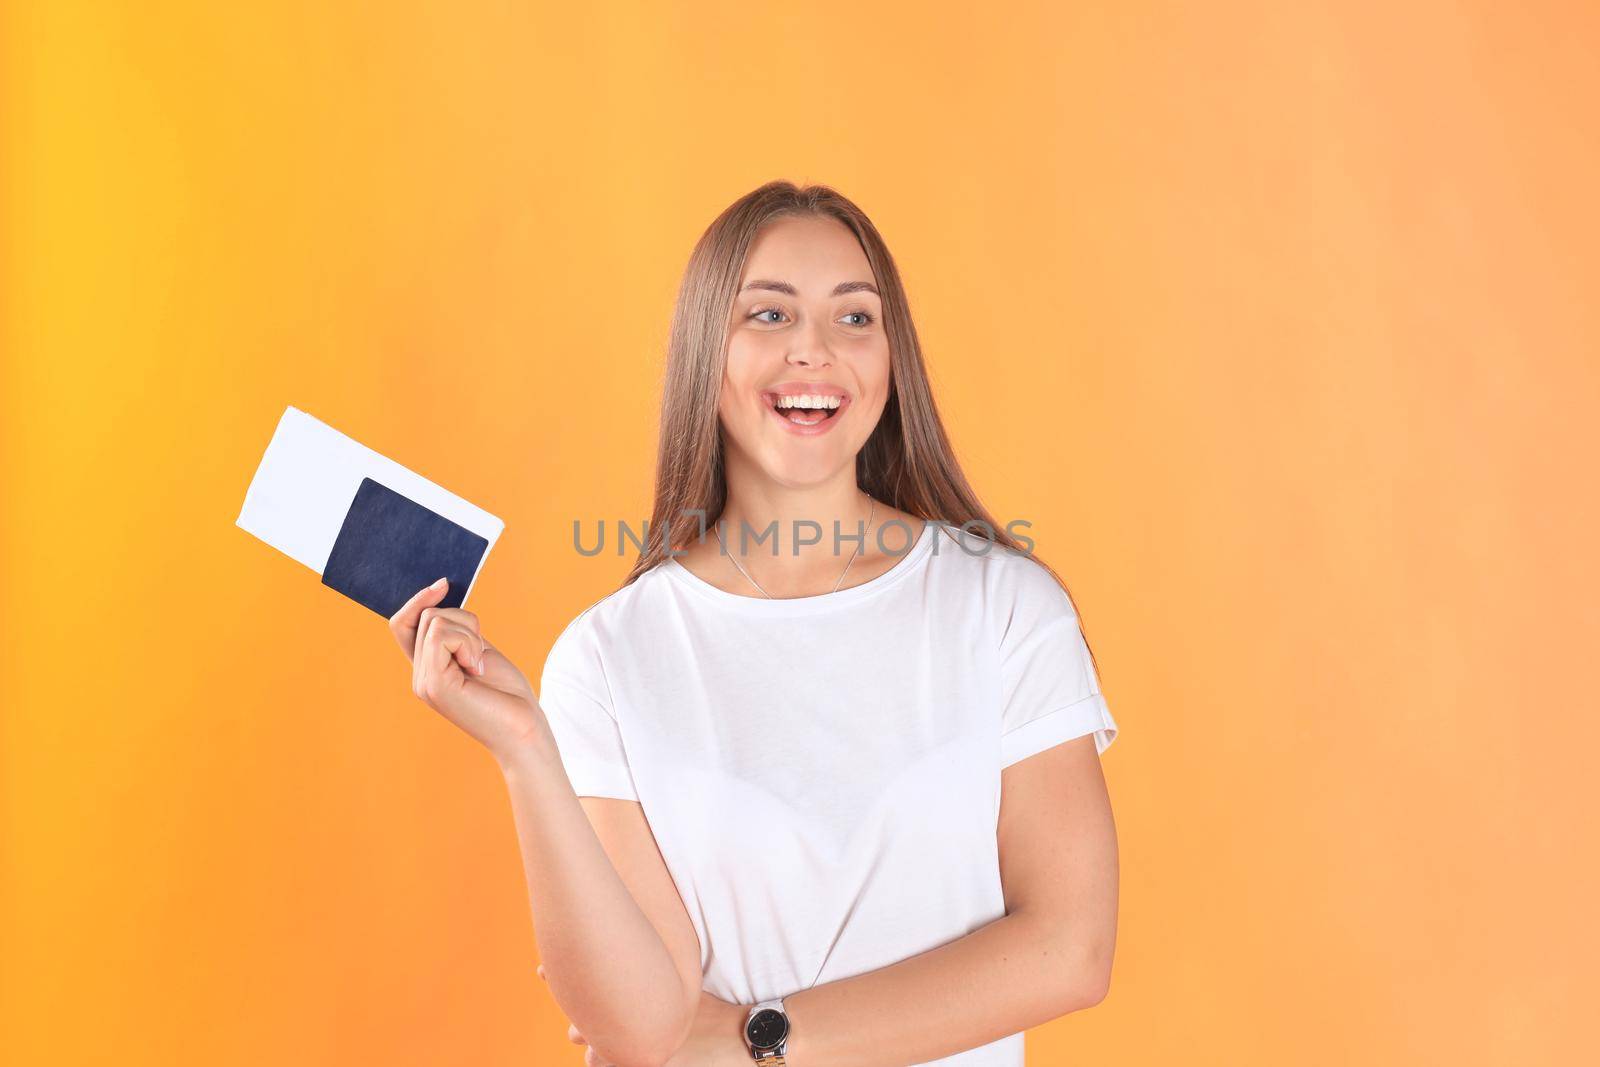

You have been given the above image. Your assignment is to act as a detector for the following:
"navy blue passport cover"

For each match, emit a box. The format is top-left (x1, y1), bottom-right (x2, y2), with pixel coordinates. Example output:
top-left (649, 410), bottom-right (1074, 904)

top-left (321, 477), bottom-right (489, 618)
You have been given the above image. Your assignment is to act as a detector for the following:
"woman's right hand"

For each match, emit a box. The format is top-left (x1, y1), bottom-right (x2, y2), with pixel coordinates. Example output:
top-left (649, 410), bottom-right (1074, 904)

top-left (388, 577), bottom-right (549, 766)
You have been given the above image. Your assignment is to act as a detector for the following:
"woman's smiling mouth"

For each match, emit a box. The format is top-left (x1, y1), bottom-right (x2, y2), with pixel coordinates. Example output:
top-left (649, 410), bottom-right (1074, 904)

top-left (760, 383), bottom-right (852, 436)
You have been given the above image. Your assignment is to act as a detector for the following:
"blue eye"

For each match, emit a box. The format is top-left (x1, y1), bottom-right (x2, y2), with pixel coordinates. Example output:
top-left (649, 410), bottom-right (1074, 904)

top-left (748, 306), bottom-right (876, 327)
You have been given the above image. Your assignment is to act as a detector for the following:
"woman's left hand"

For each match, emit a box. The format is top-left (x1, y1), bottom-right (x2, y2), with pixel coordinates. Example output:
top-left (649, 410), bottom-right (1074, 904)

top-left (538, 963), bottom-right (751, 1067)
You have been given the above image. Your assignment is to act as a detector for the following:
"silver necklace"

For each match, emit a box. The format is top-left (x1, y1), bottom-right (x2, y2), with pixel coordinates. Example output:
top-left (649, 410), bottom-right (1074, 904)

top-left (716, 497), bottom-right (877, 600)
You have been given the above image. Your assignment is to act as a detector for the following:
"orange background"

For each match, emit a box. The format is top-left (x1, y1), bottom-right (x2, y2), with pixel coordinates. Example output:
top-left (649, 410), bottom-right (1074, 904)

top-left (3, 2), bottom-right (1595, 1064)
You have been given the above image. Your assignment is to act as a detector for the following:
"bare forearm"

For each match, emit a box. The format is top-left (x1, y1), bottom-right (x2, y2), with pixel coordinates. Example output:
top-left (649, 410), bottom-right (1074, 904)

top-left (781, 909), bottom-right (1110, 1067)
top-left (498, 730), bottom-right (686, 1067)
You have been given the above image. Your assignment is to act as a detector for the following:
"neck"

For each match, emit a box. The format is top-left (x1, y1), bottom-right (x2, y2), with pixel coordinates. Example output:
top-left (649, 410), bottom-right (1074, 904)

top-left (715, 456), bottom-right (872, 565)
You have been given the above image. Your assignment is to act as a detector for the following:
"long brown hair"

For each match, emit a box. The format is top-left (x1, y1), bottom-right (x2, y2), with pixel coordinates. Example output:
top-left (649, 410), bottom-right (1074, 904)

top-left (620, 180), bottom-right (1097, 669)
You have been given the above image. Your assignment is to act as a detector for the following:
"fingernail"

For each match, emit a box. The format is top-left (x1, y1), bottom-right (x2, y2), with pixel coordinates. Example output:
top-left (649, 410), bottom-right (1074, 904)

top-left (432, 576), bottom-right (447, 589)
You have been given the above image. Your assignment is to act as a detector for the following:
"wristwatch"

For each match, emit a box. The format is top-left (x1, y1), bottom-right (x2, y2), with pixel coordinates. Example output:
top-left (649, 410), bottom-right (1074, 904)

top-left (743, 997), bottom-right (790, 1064)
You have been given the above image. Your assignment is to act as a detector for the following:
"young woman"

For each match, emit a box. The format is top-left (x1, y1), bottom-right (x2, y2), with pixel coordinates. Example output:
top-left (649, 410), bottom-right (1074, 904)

top-left (388, 181), bottom-right (1121, 1067)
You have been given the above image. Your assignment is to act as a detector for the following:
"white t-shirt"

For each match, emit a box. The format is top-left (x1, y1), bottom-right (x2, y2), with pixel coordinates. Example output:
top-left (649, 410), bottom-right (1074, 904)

top-left (537, 520), bottom-right (1118, 1066)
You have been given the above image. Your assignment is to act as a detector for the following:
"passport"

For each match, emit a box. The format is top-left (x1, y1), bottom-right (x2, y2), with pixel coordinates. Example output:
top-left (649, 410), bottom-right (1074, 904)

top-left (235, 405), bottom-right (504, 617)
top-left (320, 477), bottom-right (490, 618)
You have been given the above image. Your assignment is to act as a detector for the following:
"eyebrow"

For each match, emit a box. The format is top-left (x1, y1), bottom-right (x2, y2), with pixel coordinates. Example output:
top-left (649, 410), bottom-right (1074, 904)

top-left (740, 279), bottom-right (880, 297)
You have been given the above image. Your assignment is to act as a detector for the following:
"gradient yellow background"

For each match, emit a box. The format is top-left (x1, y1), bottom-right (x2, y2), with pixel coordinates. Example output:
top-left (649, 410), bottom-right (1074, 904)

top-left (4, 2), bottom-right (1596, 1063)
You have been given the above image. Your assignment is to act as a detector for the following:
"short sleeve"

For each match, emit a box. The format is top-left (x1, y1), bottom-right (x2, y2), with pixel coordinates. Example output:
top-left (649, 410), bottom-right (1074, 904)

top-left (538, 615), bottom-right (639, 801)
top-left (996, 557), bottom-right (1119, 768)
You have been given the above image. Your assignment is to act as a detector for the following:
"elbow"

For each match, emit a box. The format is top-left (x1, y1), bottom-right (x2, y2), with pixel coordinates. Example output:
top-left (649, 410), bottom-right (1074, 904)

top-left (585, 1034), bottom-right (677, 1067)
top-left (1058, 936), bottom-right (1116, 1014)
top-left (1073, 963), bottom-right (1113, 1011)
top-left (585, 998), bottom-right (695, 1067)
top-left (605, 1053), bottom-right (672, 1067)
top-left (595, 1055), bottom-right (663, 1067)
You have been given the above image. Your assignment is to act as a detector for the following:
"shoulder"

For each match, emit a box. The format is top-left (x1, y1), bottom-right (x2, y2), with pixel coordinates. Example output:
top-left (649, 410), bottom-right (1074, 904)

top-left (928, 525), bottom-right (1077, 614)
top-left (543, 564), bottom-right (674, 680)
top-left (923, 528), bottom-right (1081, 654)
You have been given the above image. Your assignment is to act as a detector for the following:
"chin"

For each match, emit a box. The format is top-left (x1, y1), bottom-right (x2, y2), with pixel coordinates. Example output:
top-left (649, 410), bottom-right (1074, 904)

top-left (758, 444), bottom-right (855, 488)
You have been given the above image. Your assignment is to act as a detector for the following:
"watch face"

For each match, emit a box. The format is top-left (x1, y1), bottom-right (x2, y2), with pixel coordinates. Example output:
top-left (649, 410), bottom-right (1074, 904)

top-left (745, 1008), bottom-right (788, 1050)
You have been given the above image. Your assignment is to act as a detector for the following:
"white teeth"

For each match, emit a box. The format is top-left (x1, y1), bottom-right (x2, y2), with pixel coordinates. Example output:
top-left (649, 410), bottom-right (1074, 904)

top-left (775, 394), bottom-right (842, 409)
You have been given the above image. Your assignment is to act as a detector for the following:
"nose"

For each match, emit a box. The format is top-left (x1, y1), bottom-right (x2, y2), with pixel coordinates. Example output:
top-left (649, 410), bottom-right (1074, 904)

top-left (785, 317), bottom-right (834, 369)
